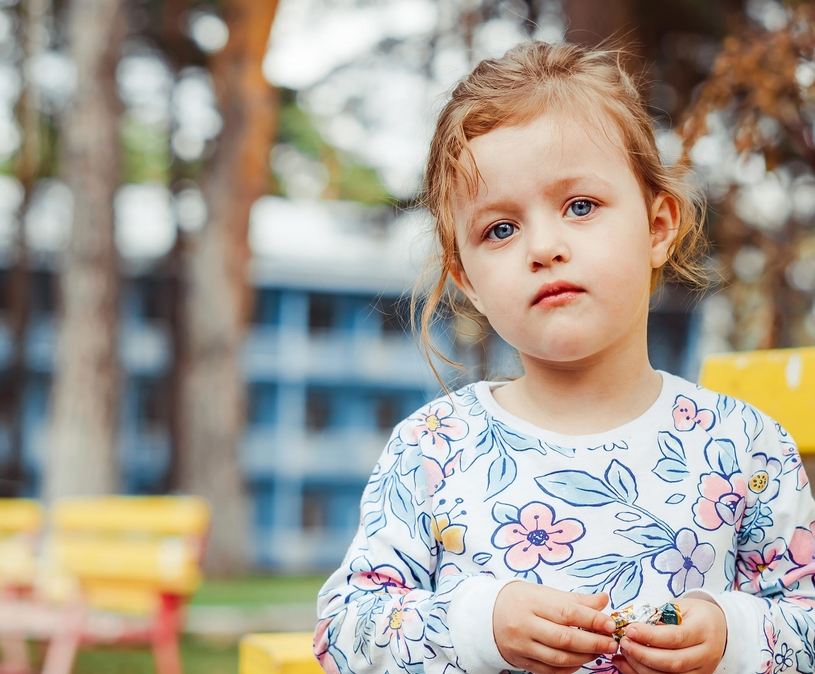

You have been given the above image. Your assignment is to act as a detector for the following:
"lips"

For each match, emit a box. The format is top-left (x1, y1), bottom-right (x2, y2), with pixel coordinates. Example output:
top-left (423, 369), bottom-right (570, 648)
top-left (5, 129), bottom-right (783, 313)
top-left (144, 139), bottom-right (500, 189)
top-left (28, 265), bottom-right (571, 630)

top-left (532, 281), bottom-right (585, 306)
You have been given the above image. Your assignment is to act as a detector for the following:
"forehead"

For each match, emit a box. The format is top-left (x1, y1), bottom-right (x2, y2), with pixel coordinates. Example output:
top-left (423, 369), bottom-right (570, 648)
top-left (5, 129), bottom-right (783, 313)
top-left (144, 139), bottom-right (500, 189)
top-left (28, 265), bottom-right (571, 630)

top-left (455, 110), bottom-right (635, 210)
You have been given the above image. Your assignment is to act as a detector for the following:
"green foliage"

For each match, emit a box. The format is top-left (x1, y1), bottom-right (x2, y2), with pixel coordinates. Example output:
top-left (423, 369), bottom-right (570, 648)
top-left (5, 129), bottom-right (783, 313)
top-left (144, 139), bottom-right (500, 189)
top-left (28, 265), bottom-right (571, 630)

top-left (122, 119), bottom-right (171, 184)
top-left (277, 91), bottom-right (393, 206)
top-left (191, 574), bottom-right (328, 607)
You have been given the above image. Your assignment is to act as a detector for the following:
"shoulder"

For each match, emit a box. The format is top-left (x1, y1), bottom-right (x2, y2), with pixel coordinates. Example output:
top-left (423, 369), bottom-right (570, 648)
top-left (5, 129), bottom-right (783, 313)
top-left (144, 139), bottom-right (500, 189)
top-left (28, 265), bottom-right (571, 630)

top-left (390, 382), bottom-right (484, 455)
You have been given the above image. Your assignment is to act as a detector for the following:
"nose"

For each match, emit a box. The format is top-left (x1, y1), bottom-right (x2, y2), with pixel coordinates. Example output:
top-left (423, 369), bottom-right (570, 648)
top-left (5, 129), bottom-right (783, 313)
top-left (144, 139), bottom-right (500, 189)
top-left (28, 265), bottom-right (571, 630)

top-left (525, 214), bottom-right (570, 270)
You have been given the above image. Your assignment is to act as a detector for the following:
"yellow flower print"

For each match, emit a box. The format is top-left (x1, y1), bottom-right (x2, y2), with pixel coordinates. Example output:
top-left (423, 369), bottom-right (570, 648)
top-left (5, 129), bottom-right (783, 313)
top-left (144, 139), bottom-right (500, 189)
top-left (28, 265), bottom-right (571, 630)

top-left (431, 498), bottom-right (467, 555)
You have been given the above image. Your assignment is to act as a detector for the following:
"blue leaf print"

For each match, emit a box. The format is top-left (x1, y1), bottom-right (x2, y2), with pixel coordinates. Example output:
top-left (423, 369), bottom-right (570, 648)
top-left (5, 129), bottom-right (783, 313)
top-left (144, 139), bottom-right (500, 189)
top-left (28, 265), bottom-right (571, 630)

top-left (544, 442), bottom-right (576, 458)
top-left (485, 453), bottom-right (517, 500)
top-left (426, 609), bottom-right (453, 648)
top-left (716, 394), bottom-right (736, 420)
top-left (390, 475), bottom-right (417, 536)
top-left (564, 553), bottom-right (632, 579)
top-left (724, 550), bottom-right (736, 589)
top-left (364, 507), bottom-right (387, 538)
top-left (461, 420), bottom-right (495, 471)
top-left (741, 403), bottom-right (764, 444)
top-left (418, 512), bottom-right (433, 550)
top-left (491, 502), bottom-right (520, 524)
top-left (395, 549), bottom-right (432, 588)
top-left (665, 493), bottom-right (685, 505)
top-left (614, 524), bottom-right (674, 550)
top-left (536, 470), bottom-right (618, 506)
top-left (658, 431), bottom-right (686, 463)
top-left (653, 458), bottom-right (690, 483)
top-left (517, 569), bottom-right (542, 583)
top-left (610, 562), bottom-right (644, 609)
top-left (615, 511), bottom-right (642, 522)
top-left (496, 420), bottom-right (546, 454)
top-left (653, 432), bottom-right (689, 483)
top-left (703, 438), bottom-right (739, 476)
top-left (472, 552), bottom-right (493, 566)
top-left (605, 460), bottom-right (638, 504)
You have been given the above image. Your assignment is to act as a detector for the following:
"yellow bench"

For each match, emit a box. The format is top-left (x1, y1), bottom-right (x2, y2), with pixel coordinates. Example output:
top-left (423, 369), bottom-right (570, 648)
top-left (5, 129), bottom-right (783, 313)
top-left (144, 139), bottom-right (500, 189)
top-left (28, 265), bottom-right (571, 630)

top-left (240, 633), bottom-right (322, 674)
top-left (238, 347), bottom-right (815, 674)
top-left (0, 495), bottom-right (211, 674)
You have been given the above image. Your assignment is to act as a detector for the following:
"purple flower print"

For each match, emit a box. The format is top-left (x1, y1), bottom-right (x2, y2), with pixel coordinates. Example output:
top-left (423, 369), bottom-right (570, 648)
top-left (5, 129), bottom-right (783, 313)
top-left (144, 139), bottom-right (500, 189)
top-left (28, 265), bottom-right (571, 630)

top-left (652, 528), bottom-right (715, 596)
top-left (492, 502), bottom-right (585, 572)
top-left (398, 401), bottom-right (469, 453)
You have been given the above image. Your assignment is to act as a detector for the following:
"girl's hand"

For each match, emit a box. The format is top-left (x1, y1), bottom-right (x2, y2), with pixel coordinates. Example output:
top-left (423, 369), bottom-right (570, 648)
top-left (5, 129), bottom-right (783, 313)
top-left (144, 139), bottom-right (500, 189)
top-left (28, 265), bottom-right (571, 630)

top-left (612, 598), bottom-right (727, 674)
top-left (493, 582), bottom-right (619, 674)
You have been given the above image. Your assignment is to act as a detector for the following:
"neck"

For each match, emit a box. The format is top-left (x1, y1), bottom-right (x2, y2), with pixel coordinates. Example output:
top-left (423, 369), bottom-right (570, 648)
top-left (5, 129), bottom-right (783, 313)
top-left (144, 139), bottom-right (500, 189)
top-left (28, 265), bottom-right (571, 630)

top-left (493, 330), bottom-right (663, 436)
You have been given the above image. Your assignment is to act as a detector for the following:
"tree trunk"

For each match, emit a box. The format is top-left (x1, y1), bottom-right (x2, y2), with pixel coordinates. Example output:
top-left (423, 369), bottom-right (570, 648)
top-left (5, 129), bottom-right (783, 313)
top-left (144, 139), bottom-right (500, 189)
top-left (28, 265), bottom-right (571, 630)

top-left (178, 0), bottom-right (280, 575)
top-left (45, 0), bottom-right (123, 501)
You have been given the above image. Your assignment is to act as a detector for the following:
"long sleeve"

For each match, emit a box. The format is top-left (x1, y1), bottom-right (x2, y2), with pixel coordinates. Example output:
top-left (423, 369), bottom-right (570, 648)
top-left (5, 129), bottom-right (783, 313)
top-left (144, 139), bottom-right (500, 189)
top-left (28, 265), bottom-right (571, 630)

top-left (688, 417), bottom-right (815, 674)
top-left (313, 423), bottom-right (514, 674)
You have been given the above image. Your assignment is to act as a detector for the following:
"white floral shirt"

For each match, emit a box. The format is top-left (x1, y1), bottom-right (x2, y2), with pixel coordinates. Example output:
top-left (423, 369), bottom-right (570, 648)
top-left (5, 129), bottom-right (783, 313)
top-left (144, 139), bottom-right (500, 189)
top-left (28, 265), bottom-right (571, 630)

top-left (315, 371), bottom-right (815, 674)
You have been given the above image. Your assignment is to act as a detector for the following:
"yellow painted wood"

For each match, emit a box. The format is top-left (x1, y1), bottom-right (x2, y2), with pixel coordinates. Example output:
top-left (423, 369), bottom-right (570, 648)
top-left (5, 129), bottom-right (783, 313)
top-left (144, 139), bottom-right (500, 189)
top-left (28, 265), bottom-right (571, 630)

top-left (52, 496), bottom-right (210, 535)
top-left (239, 633), bottom-right (322, 674)
top-left (699, 347), bottom-right (815, 454)
top-left (0, 499), bottom-right (43, 533)
top-left (44, 496), bottom-right (210, 614)
top-left (50, 535), bottom-right (202, 594)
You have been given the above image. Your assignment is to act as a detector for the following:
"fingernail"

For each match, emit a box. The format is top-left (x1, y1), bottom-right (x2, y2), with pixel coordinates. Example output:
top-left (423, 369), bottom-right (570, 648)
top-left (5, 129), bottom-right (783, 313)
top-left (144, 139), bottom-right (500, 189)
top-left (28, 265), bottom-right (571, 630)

top-left (605, 619), bottom-right (616, 632)
top-left (626, 625), bottom-right (638, 638)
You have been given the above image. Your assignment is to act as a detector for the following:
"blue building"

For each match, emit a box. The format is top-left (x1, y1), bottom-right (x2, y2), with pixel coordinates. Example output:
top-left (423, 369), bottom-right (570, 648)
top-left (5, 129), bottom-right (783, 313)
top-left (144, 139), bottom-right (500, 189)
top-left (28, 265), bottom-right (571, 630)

top-left (0, 197), bottom-right (699, 572)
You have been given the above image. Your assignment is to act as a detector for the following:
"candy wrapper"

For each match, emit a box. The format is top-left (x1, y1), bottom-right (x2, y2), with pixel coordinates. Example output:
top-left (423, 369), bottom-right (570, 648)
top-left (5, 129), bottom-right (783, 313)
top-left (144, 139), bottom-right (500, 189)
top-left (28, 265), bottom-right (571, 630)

top-left (610, 602), bottom-right (682, 641)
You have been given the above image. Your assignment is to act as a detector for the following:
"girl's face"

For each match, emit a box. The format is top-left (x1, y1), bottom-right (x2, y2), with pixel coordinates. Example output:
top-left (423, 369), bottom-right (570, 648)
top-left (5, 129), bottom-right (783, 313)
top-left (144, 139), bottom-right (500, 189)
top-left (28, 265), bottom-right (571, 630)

top-left (451, 111), bottom-right (678, 367)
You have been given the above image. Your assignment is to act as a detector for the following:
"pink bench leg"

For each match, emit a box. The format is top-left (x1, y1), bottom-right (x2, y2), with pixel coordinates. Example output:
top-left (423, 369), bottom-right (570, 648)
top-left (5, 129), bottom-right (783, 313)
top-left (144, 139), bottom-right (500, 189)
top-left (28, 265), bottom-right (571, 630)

top-left (40, 603), bottom-right (84, 674)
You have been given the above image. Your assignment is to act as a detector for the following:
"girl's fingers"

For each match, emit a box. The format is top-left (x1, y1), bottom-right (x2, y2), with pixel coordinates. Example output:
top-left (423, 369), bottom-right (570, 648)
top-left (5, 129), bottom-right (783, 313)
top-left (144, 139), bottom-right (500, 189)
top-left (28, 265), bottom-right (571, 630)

top-left (619, 636), bottom-right (707, 673)
top-left (624, 622), bottom-right (697, 649)
top-left (533, 593), bottom-right (616, 635)
top-left (531, 622), bottom-right (618, 656)
top-left (514, 649), bottom-right (598, 674)
top-left (611, 653), bottom-right (639, 674)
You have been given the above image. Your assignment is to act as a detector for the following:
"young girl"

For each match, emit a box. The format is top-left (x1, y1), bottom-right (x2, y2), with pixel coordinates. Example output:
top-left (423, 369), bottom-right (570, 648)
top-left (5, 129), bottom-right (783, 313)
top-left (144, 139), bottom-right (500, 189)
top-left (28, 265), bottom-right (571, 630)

top-left (314, 42), bottom-right (815, 674)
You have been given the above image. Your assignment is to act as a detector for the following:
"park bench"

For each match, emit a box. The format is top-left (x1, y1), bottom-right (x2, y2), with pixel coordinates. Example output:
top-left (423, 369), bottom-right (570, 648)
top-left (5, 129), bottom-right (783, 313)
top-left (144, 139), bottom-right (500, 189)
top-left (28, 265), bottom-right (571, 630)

top-left (0, 499), bottom-right (44, 674)
top-left (0, 495), bottom-right (210, 674)
top-left (238, 346), bottom-right (815, 674)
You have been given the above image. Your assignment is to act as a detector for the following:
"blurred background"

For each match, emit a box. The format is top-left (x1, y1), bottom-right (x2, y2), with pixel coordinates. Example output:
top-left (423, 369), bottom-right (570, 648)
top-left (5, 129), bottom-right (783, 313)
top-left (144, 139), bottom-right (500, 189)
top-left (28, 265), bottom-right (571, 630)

top-left (0, 0), bottom-right (814, 670)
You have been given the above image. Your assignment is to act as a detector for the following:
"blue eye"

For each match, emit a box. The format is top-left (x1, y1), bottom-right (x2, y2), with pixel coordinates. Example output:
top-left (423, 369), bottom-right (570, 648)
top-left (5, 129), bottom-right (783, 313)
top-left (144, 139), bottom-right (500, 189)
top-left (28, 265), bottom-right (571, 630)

top-left (488, 222), bottom-right (517, 240)
top-left (569, 200), bottom-right (594, 217)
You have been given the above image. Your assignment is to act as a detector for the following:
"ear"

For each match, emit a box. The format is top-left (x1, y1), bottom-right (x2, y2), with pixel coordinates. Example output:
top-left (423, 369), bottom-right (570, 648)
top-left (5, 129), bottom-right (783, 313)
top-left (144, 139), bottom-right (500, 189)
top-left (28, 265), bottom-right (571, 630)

top-left (449, 261), bottom-right (485, 314)
top-left (649, 192), bottom-right (680, 269)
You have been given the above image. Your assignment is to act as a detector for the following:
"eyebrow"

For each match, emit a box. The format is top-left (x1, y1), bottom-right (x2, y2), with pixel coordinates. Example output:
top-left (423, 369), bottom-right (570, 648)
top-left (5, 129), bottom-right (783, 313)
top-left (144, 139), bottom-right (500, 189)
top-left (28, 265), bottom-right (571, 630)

top-left (468, 173), bottom-right (615, 226)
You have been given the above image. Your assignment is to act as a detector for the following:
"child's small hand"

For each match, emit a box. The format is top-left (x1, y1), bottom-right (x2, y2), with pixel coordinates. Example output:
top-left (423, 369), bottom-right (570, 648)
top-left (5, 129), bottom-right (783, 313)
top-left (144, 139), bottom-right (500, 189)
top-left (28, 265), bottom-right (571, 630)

top-left (612, 598), bottom-right (727, 674)
top-left (493, 582), bottom-right (619, 674)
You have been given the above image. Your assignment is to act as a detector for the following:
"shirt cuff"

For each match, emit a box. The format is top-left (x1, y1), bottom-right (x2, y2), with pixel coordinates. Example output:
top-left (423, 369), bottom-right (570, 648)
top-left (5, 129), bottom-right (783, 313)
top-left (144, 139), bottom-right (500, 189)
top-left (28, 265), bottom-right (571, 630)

top-left (682, 589), bottom-right (762, 673)
top-left (446, 576), bottom-right (519, 674)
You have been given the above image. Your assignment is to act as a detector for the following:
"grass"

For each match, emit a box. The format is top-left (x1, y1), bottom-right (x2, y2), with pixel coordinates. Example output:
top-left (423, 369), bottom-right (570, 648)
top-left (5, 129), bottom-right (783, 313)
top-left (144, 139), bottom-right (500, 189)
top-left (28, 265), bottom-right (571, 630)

top-left (20, 575), bottom-right (330, 674)
top-left (191, 574), bottom-right (329, 607)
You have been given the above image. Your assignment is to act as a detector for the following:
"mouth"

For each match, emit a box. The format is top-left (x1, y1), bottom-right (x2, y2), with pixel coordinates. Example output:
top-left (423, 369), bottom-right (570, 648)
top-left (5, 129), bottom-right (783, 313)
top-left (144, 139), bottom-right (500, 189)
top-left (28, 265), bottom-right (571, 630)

top-left (532, 281), bottom-right (586, 307)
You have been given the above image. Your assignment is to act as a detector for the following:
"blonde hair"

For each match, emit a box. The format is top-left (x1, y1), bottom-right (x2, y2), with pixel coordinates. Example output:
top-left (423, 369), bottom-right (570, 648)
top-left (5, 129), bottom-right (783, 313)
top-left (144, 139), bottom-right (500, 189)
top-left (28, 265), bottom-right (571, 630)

top-left (414, 40), bottom-right (709, 376)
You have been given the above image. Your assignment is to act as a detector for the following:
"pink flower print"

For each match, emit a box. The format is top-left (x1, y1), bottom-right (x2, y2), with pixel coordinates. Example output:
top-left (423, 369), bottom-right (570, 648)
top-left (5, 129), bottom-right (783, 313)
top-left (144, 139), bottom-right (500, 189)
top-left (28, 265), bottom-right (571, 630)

top-left (783, 522), bottom-right (815, 588)
top-left (652, 528), bottom-right (715, 596)
top-left (692, 472), bottom-right (747, 531)
top-left (313, 616), bottom-right (342, 674)
top-left (758, 617), bottom-right (778, 674)
top-left (736, 537), bottom-right (787, 592)
top-left (491, 502), bottom-right (585, 572)
top-left (399, 401), bottom-right (469, 453)
top-left (377, 594), bottom-right (421, 662)
top-left (352, 565), bottom-right (407, 594)
top-left (672, 396), bottom-right (715, 432)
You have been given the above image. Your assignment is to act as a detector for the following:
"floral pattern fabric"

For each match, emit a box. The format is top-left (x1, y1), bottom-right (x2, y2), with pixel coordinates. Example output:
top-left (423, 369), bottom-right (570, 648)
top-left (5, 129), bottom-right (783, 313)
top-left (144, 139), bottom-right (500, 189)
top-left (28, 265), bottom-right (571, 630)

top-left (315, 372), bottom-right (815, 674)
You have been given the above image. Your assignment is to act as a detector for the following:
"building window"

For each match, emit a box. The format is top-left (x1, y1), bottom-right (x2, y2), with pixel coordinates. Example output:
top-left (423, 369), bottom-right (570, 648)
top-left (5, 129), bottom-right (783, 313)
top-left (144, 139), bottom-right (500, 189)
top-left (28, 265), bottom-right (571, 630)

top-left (31, 271), bottom-right (55, 317)
top-left (378, 296), bottom-right (409, 335)
top-left (306, 387), bottom-right (332, 431)
top-left (135, 377), bottom-right (168, 432)
top-left (308, 293), bottom-right (335, 333)
top-left (252, 289), bottom-right (280, 325)
top-left (247, 382), bottom-right (277, 426)
top-left (374, 394), bottom-right (400, 432)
